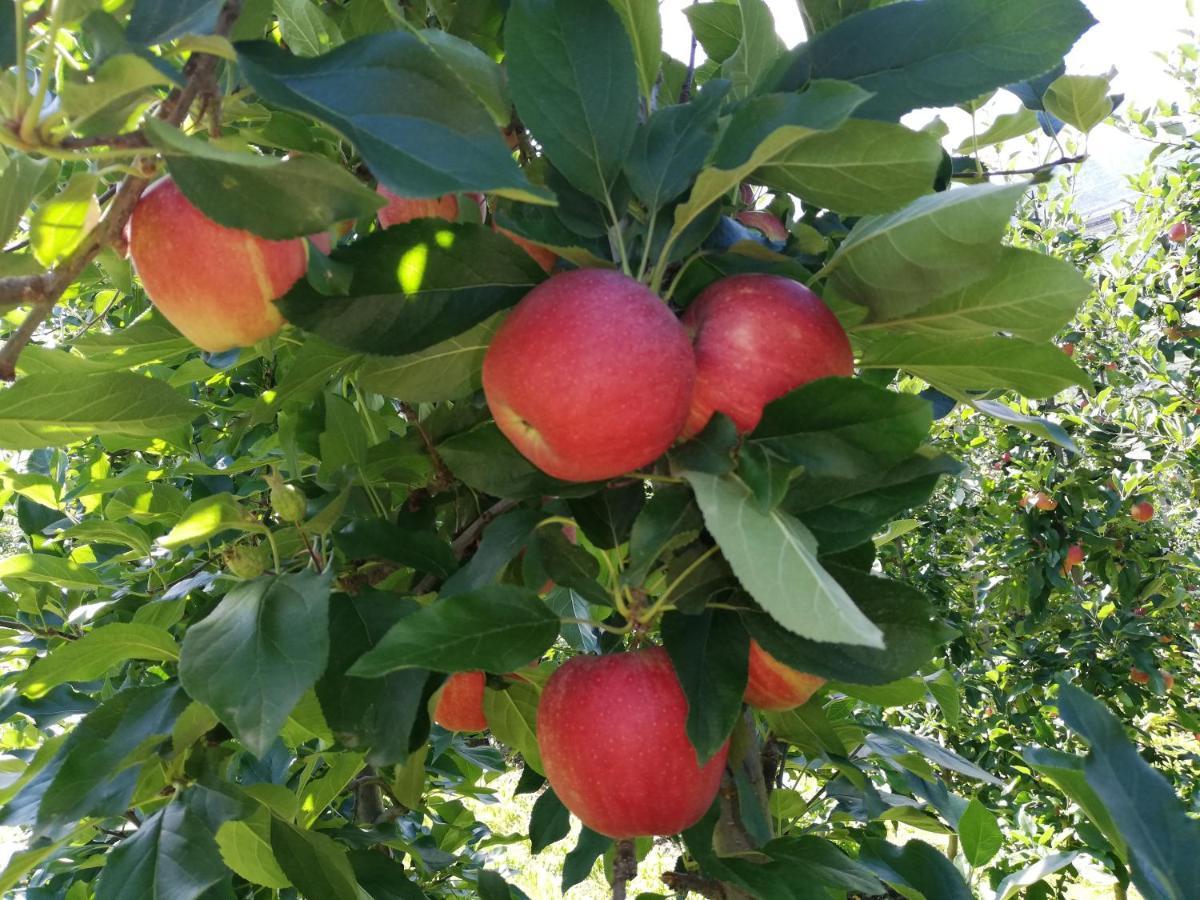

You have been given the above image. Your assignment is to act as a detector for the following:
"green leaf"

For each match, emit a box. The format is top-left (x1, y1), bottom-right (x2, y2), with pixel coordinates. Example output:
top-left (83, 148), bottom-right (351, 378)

top-left (159, 493), bottom-right (263, 550)
top-left (0, 372), bottom-right (197, 450)
top-left (957, 797), bottom-right (1003, 866)
top-left (773, 0), bottom-right (1098, 120)
top-left (993, 852), bottom-right (1082, 900)
top-left (483, 677), bottom-right (544, 772)
top-left (531, 526), bottom-right (610, 607)
top-left (127, 0), bottom-right (223, 44)
top-left (356, 313), bottom-right (501, 403)
top-left (624, 80), bottom-right (730, 213)
top-left (669, 81), bottom-right (868, 242)
top-left (721, 0), bottom-right (784, 99)
top-left (30, 173), bottom-right (100, 266)
top-left (59, 54), bottom-right (173, 132)
top-left (0, 553), bottom-right (101, 590)
top-left (179, 570), bottom-right (333, 757)
top-left (252, 338), bottom-right (359, 423)
top-left (1044, 74), bottom-right (1113, 133)
top-left (606, 0), bottom-right (661, 101)
top-left (832, 676), bottom-right (928, 707)
top-left (478, 870), bottom-right (515, 900)
top-left (740, 565), bottom-right (943, 684)
top-left (859, 837), bottom-right (972, 900)
top-left (95, 801), bottom-right (232, 900)
top-left (145, 120), bottom-right (383, 239)
top-left (968, 397), bottom-right (1077, 453)
top-left (683, 3), bottom-right (742, 62)
top-left (348, 585), bottom-right (560, 676)
top-left (439, 423), bottom-right (604, 500)
top-left (215, 807), bottom-right (291, 889)
top-left (562, 826), bottom-right (612, 893)
top-left (859, 334), bottom-right (1091, 399)
top-left (317, 593), bottom-right (435, 765)
top-left (683, 469), bottom-right (884, 648)
top-left (626, 484), bottom-right (702, 585)
top-left (298, 751), bottom-right (364, 826)
top-left (334, 520), bottom-right (457, 578)
top-left (764, 702), bottom-right (846, 757)
top-left (273, 0), bottom-right (343, 56)
top-left (440, 509), bottom-right (544, 598)
top-left (861, 247), bottom-right (1091, 343)
top-left (505, 0), bottom-right (638, 200)
top-left (662, 608), bottom-right (748, 764)
top-left (529, 788), bottom-right (570, 853)
top-left (955, 106), bottom-right (1039, 153)
top-left (236, 32), bottom-right (549, 203)
top-left (60, 519), bottom-right (153, 557)
top-left (348, 849), bottom-right (427, 900)
top-left (567, 483), bottom-right (645, 550)
top-left (1021, 746), bottom-right (1125, 858)
top-left (823, 181), bottom-right (1026, 319)
top-left (269, 816), bottom-right (360, 900)
top-left (0, 0), bottom-right (13, 69)
top-left (0, 154), bottom-right (56, 246)
top-left (416, 29), bottom-right (511, 127)
top-left (756, 119), bottom-right (942, 216)
top-left (1054, 682), bottom-right (1200, 899)
top-left (278, 222), bottom-right (544, 356)
top-left (19, 623), bottom-right (179, 699)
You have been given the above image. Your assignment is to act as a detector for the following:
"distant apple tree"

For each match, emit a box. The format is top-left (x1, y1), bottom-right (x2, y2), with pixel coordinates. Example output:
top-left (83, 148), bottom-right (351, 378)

top-left (0, 0), bottom-right (1197, 898)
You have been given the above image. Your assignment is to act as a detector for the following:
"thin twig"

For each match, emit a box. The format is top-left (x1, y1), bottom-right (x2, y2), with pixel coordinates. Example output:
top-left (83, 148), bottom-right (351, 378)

top-left (951, 154), bottom-right (1087, 180)
top-left (399, 402), bottom-right (453, 490)
top-left (410, 498), bottom-right (521, 594)
top-left (57, 132), bottom-right (152, 151)
top-left (680, 35), bottom-right (698, 103)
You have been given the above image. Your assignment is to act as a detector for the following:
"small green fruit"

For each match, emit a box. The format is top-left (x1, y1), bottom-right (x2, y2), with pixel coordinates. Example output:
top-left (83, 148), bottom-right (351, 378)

top-left (223, 543), bottom-right (269, 579)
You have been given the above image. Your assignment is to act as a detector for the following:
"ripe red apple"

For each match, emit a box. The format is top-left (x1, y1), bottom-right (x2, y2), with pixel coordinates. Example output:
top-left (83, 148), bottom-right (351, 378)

top-left (1167, 222), bottom-right (1193, 242)
top-left (377, 185), bottom-right (460, 228)
top-left (1027, 492), bottom-right (1057, 511)
top-left (494, 222), bottom-right (557, 272)
top-left (1130, 501), bottom-right (1155, 523)
top-left (1064, 544), bottom-right (1085, 568)
top-left (681, 275), bottom-right (853, 437)
top-left (1130, 667), bottom-right (1150, 685)
top-left (743, 640), bottom-right (825, 711)
top-left (734, 210), bottom-right (790, 243)
top-left (1061, 342), bottom-right (1075, 357)
top-left (127, 178), bottom-right (307, 352)
top-left (537, 647), bottom-right (728, 838)
top-left (433, 671), bottom-right (487, 732)
top-left (483, 269), bottom-right (695, 482)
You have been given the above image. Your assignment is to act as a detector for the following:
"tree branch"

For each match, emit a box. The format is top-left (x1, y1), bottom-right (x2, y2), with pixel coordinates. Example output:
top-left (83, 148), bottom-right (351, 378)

top-left (611, 839), bottom-right (637, 899)
top-left (952, 154), bottom-right (1087, 180)
top-left (0, 0), bottom-right (244, 378)
top-left (410, 498), bottom-right (521, 594)
top-left (661, 871), bottom-right (729, 898)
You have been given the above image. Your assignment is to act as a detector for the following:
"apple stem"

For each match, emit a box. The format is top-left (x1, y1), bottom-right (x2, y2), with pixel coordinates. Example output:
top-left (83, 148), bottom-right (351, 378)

top-left (610, 839), bottom-right (637, 899)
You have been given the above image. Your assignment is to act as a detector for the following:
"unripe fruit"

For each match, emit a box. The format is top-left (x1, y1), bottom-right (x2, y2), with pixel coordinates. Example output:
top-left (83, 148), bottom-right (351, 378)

top-left (537, 648), bottom-right (728, 839)
top-left (223, 543), bottom-right (268, 579)
top-left (433, 671), bottom-right (488, 732)
top-left (682, 275), bottom-right (853, 437)
top-left (483, 269), bottom-right (695, 482)
top-left (377, 185), bottom-right (459, 227)
top-left (743, 640), bottom-right (825, 711)
top-left (1130, 501), bottom-right (1155, 523)
top-left (128, 178), bottom-right (307, 352)
top-left (271, 483), bottom-right (307, 523)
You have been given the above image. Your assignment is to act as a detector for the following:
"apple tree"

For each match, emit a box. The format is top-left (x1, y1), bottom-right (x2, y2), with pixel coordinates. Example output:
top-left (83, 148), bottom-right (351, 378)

top-left (0, 0), bottom-right (1196, 897)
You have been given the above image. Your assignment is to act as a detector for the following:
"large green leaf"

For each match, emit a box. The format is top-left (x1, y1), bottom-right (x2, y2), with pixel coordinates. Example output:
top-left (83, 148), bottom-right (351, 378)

top-left (739, 565), bottom-right (944, 684)
top-left (720, 0), bottom-right (784, 99)
top-left (416, 28), bottom-right (511, 126)
top-left (483, 677), bottom-right (544, 772)
top-left (1055, 682), bottom-right (1200, 899)
top-left (438, 423), bottom-right (604, 500)
top-left (316, 592), bottom-right (436, 765)
top-left (0, 154), bottom-right (56, 246)
top-left (683, 469), bottom-right (883, 647)
top-left (30, 173), bottom-right (100, 266)
top-left (356, 313), bottom-right (502, 403)
top-left (773, 0), bottom-right (1097, 120)
top-left (278, 222), bottom-right (544, 356)
top-left (236, 33), bottom-right (549, 203)
top-left (755, 119), bottom-right (942, 215)
top-left (606, 0), bottom-right (661, 101)
top-left (126, 0), bottom-right (223, 45)
top-left (683, 2), bottom-right (742, 62)
top-left (859, 334), bottom-right (1091, 399)
top-left (215, 807), bottom-right (291, 889)
top-left (1044, 74), bottom-right (1113, 133)
top-left (859, 246), bottom-right (1091, 342)
top-left (955, 107), bottom-right (1040, 154)
top-left (626, 483), bottom-right (702, 585)
top-left (273, 0), bottom-right (343, 56)
top-left (94, 801), bottom-right (232, 900)
top-left (822, 181), bottom-right (1026, 319)
top-left (158, 493), bottom-right (264, 550)
top-left (0, 0), bottom-right (13, 69)
top-left (528, 788), bottom-right (570, 852)
top-left (19, 623), bottom-right (178, 699)
top-left (0, 372), bottom-right (197, 450)
top-left (0, 553), bottom-right (101, 590)
top-left (662, 608), bottom-right (747, 764)
top-left (957, 797), bottom-right (1002, 866)
top-left (505, 0), bottom-right (638, 201)
top-left (145, 120), bottom-right (383, 239)
top-left (859, 837), bottom-right (972, 900)
top-left (1022, 746), bottom-right (1126, 858)
top-left (270, 817), bottom-right (360, 900)
top-left (668, 81), bottom-right (868, 242)
top-left (348, 585), bottom-right (560, 676)
top-left (179, 570), bottom-right (333, 757)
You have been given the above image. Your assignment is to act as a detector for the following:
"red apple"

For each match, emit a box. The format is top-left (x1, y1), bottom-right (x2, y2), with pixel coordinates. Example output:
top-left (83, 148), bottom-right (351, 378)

top-left (1130, 501), bottom-right (1155, 523)
top-left (1027, 492), bottom-right (1057, 511)
top-left (1061, 342), bottom-right (1075, 357)
top-left (1064, 543), bottom-right (1085, 568)
top-left (483, 269), bottom-right (695, 482)
top-left (537, 647), bottom-right (728, 838)
top-left (743, 640), bottom-right (825, 711)
top-left (681, 275), bottom-right (853, 437)
top-left (1167, 222), bottom-right (1192, 242)
top-left (377, 185), bottom-right (459, 228)
top-left (494, 222), bottom-right (557, 272)
top-left (1130, 667), bottom-right (1150, 685)
top-left (1164, 673), bottom-right (1176, 691)
top-left (433, 671), bottom-right (487, 732)
top-left (127, 178), bottom-right (307, 352)
top-left (734, 210), bottom-right (790, 243)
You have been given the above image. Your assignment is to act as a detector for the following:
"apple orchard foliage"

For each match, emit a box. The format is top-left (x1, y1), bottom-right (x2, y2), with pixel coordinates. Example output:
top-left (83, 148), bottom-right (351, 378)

top-left (0, 0), bottom-right (1198, 898)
